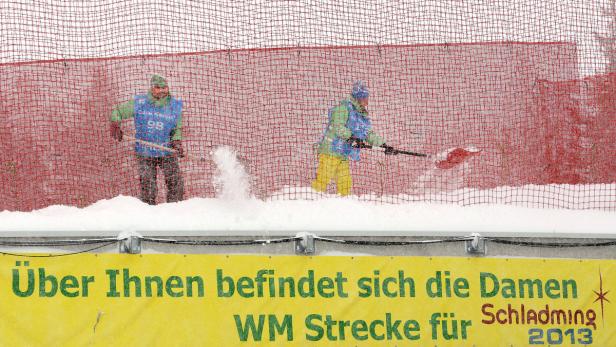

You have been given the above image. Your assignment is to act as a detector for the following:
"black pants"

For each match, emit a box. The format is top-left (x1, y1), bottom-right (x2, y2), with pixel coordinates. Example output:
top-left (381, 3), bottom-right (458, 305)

top-left (137, 155), bottom-right (184, 205)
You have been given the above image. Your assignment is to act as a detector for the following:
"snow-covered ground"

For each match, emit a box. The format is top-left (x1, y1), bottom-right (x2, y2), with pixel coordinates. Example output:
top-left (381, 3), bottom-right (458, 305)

top-left (1, 147), bottom-right (613, 238)
top-left (1, 194), bottom-right (613, 238)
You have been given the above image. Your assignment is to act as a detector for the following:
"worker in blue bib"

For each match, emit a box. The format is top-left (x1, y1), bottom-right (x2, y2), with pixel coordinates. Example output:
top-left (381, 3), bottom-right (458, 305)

top-left (312, 80), bottom-right (397, 195)
top-left (109, 75), bottom-right (185, 205)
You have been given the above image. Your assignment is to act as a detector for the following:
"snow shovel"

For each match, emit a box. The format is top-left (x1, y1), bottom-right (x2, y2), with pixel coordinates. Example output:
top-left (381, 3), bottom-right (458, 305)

top-left (433, 146), bottom-right (482, 169)
top-left (354, 142), bottom-right (481, 169)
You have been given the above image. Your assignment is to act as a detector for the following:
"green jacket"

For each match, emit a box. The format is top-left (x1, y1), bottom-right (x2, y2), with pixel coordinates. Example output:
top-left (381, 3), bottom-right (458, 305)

top-left (317, 97), bottom-right (384, 159)
top-left (110, 92), bottom-right (182, 141)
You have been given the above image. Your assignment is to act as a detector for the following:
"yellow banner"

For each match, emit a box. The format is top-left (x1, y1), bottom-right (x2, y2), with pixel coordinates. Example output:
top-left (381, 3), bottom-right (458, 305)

top-left (1, 254), bottom-right (614, 346)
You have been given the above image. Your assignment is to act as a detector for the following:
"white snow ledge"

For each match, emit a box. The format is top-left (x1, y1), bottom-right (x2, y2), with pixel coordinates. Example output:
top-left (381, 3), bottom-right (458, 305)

top-left (0, 196), bottom-right (614, 239)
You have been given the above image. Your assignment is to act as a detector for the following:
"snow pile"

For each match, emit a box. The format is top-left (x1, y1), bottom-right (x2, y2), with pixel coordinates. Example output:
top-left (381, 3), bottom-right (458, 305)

top-left (0, 185), bottom-right (614, 237)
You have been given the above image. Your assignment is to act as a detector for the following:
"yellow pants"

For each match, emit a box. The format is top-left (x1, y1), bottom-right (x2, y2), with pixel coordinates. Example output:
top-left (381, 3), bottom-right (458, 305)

top-left (311, 154), bottom-right (352, 196)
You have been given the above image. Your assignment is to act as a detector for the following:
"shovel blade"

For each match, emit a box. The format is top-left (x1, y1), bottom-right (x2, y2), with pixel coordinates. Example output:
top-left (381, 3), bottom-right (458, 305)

top-left (435, 147), bottom-right (481, 169)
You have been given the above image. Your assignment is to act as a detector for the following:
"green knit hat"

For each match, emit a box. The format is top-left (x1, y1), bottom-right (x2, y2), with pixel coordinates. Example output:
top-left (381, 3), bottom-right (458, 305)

top-left (150, 74), bottom-right (168, 88)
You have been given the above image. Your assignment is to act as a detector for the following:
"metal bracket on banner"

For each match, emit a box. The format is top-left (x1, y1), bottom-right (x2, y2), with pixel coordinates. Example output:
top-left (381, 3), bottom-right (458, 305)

top-left (119, 236), bottom-right (142, 254)
top-left (295, 232), bottom-right (316, 255)
top-left (465, 233), bottom-right (486, 255)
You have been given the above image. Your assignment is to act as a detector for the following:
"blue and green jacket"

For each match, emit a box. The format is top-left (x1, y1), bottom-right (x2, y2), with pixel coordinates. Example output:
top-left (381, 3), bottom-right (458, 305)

top-left (317, 97), bottom-right (385, 161)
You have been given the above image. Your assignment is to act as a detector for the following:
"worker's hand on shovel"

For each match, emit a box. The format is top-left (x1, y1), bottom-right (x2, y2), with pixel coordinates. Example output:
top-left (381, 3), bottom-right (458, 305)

top-left (381, 144), bottom-right (399, 155)
top-left (110, 122), bottom-right (123, 142)
top-left (170, 140), bottom-right (184, 158)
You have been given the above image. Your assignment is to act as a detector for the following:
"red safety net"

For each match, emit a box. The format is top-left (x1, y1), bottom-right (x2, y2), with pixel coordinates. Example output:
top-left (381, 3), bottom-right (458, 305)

top-left (0, 1), bottom-right (614, 211)
top-left (539, 74), bottom-right (616, 186)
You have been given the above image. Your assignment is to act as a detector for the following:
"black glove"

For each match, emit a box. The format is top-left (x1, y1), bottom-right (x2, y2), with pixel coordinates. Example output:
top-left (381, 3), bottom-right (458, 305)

top-left (347, 136), bottom-right (367, 148)
top-left (170, 140), bottom-right (184, 158)
top-left (110, 122), bottom-right (123, 142)
top-left (382, 144), bottom-right (399, 155)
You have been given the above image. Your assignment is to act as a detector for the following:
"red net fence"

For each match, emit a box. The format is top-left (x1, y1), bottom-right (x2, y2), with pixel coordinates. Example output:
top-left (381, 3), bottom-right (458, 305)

top-left (0, 1), bottom-right (614, 211)
top-left (538, 74), bottom-right (616, 187)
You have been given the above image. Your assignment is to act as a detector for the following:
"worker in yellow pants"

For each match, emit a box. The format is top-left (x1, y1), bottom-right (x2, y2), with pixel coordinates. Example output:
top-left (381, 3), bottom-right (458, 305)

top-left (312, 81), bottom-right (394, 196)
top-left (311, 153), bottom-right (352, 196)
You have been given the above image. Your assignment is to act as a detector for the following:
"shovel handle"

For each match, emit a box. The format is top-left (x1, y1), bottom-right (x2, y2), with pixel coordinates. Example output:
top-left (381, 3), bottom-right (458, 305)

top-left (394, 149), bottom-right (429, 157)
top-left (362, 144), bottom-right (429, 157)
top-left (123, 135), bottom-right (206, 162)
top-left (124, 135), bottom-right (178, 154)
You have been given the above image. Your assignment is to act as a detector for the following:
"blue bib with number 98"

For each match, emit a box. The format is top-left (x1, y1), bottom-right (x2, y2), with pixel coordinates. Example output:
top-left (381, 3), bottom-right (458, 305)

top-left (134, 94), bottom-right (182, 157)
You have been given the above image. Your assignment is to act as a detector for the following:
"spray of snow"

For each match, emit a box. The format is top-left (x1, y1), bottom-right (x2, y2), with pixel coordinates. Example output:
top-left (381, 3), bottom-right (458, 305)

top-left (211, 146), bottom-right (252, 201)
top-left (415, 163), bottom-right (469, 193)
top-left (414, 147), bottom-right (476, 193)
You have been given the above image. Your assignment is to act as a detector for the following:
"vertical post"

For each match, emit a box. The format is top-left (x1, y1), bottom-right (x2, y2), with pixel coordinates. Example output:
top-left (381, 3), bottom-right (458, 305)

top-left (119, 236), bottom-right (142, 254)
top-left (465, 233), bottom-right (486, 255)
top-left (295, 232), bottom-right (316, 255)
